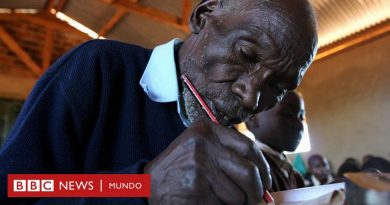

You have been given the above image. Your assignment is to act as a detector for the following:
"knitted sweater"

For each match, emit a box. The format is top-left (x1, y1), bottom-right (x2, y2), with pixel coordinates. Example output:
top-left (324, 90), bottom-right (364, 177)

top-left (0, 40), bottom-right (186, 204)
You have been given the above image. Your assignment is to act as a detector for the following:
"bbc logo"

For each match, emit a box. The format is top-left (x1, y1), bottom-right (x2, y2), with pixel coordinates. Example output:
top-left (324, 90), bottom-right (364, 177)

top-left (13, 180), bottom-right (54, 192)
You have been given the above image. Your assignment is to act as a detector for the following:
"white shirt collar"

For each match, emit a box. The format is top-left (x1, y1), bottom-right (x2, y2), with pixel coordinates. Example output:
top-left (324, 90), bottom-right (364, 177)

top-left (311, 174), bottom-right (334, 186)
top-left (139, 39), bottom-right (189, 127)
top-left (139, 38), bottom-right (182, 102)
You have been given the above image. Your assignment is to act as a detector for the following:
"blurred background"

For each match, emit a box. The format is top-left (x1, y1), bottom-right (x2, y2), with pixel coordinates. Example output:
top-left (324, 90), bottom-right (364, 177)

top-left (0, 0), bottom-right (389, 172)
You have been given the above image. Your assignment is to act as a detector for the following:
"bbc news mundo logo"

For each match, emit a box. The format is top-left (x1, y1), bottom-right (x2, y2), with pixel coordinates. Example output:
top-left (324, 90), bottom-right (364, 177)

top-left (13, 180), bottom-right (54, 192)
top-left (8, 174), bottom-right (150, 197)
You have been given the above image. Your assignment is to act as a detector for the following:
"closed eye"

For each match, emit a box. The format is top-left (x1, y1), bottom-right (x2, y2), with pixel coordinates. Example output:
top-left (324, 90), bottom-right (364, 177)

top-left (239, 47), bottom-right (257, 65)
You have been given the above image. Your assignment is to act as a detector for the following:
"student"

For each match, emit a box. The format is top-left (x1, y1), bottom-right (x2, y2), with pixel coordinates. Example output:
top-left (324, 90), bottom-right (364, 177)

top-left (336, 158), bottom-right (361, 178)
top-left (246, 91), bottom-right (306, 192)
top-left (0, 0), bottom-right (318, 204)
top-left (304, 154), bottom-right (334, 186)
top-left (362, 156), bottom-right (390, 173)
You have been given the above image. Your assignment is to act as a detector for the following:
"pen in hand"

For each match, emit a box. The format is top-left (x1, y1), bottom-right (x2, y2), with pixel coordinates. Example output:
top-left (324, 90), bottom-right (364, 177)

top-left (181, 74), bottom-right (275, 205)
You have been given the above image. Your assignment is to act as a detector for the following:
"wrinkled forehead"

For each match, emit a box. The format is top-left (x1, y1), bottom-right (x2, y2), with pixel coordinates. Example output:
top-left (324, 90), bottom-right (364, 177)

top-left (230, 0), bottom-right (302, 38)
top-left (229, 4), bottom-right (312, 78)
top-left (214, 0), bottom-right (314, 90)
top-left (234, 0), bottom-right (316, 67)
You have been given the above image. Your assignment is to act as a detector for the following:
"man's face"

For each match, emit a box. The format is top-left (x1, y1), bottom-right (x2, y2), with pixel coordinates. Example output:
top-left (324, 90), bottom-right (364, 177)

top-left (182, 0), bottom-right (316, 126)
top-left (247, 92), bottom-right (305, 152)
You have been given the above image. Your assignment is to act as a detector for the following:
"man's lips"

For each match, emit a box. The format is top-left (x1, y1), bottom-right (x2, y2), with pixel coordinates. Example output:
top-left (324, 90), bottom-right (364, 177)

top-left (213, 105), bottom-right (252, 125)
top-left (209, 105), bottom-right (229, 124)
top-left (208, 96), bottom-right (259, 124)
top-left (212, 107), bottom-right (229, 123)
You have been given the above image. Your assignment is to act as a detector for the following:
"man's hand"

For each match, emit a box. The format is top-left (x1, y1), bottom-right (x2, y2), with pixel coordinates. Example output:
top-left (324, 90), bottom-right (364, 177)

top-left (144, 119), bottom-right (271, 205)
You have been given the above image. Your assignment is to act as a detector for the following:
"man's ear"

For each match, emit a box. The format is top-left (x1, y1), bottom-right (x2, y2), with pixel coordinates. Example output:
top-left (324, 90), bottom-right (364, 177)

top-left (189, 0), bottom-right (219, 34)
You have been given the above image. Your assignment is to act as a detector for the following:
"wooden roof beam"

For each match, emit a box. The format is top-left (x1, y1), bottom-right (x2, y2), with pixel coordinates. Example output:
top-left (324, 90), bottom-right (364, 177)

top-left (0, 26), bottom-right (42, 77)
top-left (102, 0), bottom-right (139, 3)
top-left (42, 28), bottom-right (53, 70)
top-left (55, 0), bottom-right (67, 12)
top-left (45, 0), bottom-right (67, 14)
top-left (0, 13), bottom-right (89, 37)
top-left (103, 0), bottom-right (189, 32)
top-left (45, 0), bottom-right (56, 13)
top-left (181, 0), bottom-right (191, 26)
top-left (98, 8), bottom-right (127, 37)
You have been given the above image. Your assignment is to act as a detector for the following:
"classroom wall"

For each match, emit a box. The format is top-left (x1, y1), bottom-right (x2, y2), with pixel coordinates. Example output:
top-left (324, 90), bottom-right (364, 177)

top-left (296, 34), bottom-right (390, 171)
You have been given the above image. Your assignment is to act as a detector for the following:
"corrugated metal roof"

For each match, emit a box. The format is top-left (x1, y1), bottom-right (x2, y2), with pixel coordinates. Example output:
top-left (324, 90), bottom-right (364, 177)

top-left (107, 13), bottom-right (187, 48)
top-left (0, 0), bottom-right (389, 48)
top-left (62, 0), bottom-right (117, 32)
top-left (311, 0), bottom-right (390, 47)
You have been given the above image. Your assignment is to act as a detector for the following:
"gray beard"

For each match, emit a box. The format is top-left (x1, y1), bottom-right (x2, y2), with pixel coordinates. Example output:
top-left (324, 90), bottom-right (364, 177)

top-left (181, 85), bottom-right (244, 126)
top-left (182, 86), bottom-right (218, 125)
top-left (182, 86), bottom-right (203, 124)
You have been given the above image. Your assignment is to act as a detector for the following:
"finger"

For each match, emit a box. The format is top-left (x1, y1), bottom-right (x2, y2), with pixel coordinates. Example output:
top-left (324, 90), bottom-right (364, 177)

top-left (213, 144), bottom-right (264, 205)
top-left (252, 147), bottom-right (272, 191)
top-left (212, 124), bottom-right (272, 190)
top-left (176, 135), bottom-right (241, 205)
top-left (178, 134), bottom-right (246, 205)
top-left (206, 163), bottom-right (246, 205)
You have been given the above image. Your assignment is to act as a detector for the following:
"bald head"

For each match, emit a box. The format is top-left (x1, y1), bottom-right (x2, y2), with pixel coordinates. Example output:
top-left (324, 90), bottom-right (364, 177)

top-left (195, 0), bottom-right (318, 76)
top-left (178, 0), bottom-right (317, 126)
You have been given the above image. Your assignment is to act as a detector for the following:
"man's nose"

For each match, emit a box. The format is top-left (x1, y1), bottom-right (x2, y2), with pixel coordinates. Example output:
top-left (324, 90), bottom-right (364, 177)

top-left (231, 77), bottom-right (260, 111)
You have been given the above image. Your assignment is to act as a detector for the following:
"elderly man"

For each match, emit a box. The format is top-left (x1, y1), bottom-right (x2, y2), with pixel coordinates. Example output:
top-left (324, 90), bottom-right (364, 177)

top-left (0, 0), bottom-right (317, 204)
top-left (246, 91), bottom-right (306, 192)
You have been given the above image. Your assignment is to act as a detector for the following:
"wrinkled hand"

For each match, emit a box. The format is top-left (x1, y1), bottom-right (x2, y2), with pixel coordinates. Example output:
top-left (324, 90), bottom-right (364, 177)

top-left (144, 118), bottom-right (271, 205)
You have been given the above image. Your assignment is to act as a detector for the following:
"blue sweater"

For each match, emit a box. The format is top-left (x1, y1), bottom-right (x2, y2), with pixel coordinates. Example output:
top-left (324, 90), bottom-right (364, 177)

top-left (0, 40), bottom-right (186, 204)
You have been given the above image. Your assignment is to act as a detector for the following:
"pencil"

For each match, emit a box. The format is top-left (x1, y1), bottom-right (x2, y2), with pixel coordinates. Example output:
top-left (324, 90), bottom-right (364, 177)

top-left (181, 74), bottom-right (219, 125)
top-left (181, 74), bottom-right (275, 205)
